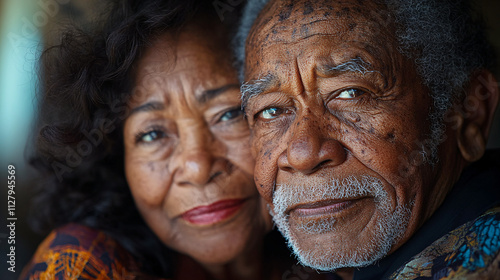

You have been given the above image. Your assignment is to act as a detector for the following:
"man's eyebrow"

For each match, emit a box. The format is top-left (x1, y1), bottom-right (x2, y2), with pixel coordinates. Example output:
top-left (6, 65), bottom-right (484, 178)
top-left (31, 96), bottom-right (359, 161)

top-left (316, 57), bottom-right (374, 77)
top-left (197, 84), bottom-right (241, 104)
top-left (129, 101), bottom-right (165, 116)
top-left (240, 73), bottom-right (277, 109)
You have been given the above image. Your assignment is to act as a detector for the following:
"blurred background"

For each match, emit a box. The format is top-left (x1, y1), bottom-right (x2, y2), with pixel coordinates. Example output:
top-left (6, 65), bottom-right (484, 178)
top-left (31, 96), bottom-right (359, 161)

top-left (0, 0), bottom-right (499, 279)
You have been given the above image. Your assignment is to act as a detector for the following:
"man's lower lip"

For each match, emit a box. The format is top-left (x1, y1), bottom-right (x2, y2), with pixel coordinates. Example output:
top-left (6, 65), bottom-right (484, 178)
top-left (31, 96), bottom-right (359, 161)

top-left (291, 200), bottom-right (355, 217)
top-left (181, 199), bottom-right (246, 225)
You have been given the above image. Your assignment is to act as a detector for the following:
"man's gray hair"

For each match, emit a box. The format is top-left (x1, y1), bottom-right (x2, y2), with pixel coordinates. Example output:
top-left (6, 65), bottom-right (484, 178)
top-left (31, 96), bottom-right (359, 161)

top-left (233, 0), bottom-right (270, 81)
top-left (234, 0), bottom-right (496, 161)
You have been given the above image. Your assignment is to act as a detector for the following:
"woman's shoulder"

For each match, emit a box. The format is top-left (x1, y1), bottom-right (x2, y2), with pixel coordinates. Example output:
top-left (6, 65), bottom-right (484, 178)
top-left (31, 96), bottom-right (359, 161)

top-left (20, 223), bottom-right (167, 280)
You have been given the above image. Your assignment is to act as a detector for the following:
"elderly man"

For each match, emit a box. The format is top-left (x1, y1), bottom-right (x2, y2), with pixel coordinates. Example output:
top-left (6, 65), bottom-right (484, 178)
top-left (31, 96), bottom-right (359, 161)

top-left (235, 0), bottom-right (500, 279)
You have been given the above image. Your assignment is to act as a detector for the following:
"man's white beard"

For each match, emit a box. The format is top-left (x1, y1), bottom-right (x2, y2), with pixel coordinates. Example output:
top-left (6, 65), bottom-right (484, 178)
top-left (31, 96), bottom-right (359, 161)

top-left (271, 175), bottom-right (411, 271)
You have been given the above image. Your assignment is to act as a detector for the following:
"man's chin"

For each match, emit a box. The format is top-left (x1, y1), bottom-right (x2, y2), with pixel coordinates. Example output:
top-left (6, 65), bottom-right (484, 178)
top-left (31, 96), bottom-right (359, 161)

top-left (285, 229), bottom-right (391, 271)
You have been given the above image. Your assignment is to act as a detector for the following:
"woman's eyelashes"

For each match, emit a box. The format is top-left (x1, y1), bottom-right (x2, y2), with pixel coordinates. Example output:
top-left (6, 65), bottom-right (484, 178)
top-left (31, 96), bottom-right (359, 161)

top-left (135, 126), bottom-right (167, 144)
top-left (218, 107), bottom-right (244, 122)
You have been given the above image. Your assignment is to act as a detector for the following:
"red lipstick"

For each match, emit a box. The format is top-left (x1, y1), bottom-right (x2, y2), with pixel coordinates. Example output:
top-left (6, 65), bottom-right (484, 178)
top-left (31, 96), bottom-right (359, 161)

top-left (181, 199), bottom-right (246, 225)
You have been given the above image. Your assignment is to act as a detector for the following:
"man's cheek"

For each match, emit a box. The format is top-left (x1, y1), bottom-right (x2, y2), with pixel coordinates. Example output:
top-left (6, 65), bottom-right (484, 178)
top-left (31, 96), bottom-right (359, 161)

top-left (254, 157), bottom-right (275, 203)
top-left (252, 137), bottom-right (280, 202)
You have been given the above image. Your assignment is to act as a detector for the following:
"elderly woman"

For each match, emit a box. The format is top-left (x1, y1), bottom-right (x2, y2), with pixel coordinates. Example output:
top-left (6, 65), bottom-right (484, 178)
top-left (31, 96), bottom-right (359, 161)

top-left (20, 0), bottom-right (323, 279)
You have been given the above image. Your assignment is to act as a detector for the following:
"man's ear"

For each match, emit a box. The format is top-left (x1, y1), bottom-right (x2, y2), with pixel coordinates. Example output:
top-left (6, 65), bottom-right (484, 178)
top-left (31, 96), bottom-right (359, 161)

top-left (456, 70), bottom-right (499, 162)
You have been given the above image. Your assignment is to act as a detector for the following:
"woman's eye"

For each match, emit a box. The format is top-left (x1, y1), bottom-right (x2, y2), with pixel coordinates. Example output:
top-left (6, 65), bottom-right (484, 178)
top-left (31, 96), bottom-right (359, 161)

top-left (136, 130), bottom-right (166, 143)
top-left (258, 107), bottom-right (283, 120)
top-left (336, 88), bottom-right (366, 99)
top-left (220, 108), bottom-right (243, 122)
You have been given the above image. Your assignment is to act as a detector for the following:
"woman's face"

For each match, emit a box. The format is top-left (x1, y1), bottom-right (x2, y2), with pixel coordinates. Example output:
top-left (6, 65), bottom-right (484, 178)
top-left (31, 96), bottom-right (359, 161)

top-left (124, 27), bottom-right (270, 264)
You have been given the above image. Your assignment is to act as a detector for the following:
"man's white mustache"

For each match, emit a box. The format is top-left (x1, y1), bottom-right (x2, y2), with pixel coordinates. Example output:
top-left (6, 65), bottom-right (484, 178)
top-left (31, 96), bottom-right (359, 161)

top-left (272, 175), bottom-right (386, 217)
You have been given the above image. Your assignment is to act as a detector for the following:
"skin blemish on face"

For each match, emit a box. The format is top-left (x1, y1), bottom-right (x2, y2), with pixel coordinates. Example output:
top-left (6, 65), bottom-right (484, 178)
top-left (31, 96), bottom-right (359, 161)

top-left (300, 24), bottom-right (309, 37)
top-left (274, 64), bottom-right (283, 71)
top-left (348, 22), bottom-right (357, 31)
top-left (264, 33), bottom-right (270, 44)
top-left (279, 3), bottom-right (294, 21)
top-left (329, 109), bottom-right (381, 140)
top-left (355, 137), bottom-right (367, 145)
top-left (264, 150), bottom-right (272, 160)
top-left (303, 1), bottom-right (314, 15)
top-left (148, 162), bottom-right (155, 172)
top-left (386, 129), bottom-right (396, 142)
top-left (401, 167), bottom-right (410, 175)
top-left (335, 7), bottom-right (351, 18)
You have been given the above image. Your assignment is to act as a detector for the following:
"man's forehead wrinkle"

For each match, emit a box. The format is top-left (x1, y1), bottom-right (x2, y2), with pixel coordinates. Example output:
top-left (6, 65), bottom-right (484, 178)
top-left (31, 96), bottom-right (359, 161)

top-left (251, 4), bottom-right (386, 52)
top-left (245, 0), bottom-right (399, 87)
top-left (266, 15), bottom-right (333, 38)
top-left (255, 33), bottom-right (347, 58)
top-left (253, 21), bottom-right (347, 53)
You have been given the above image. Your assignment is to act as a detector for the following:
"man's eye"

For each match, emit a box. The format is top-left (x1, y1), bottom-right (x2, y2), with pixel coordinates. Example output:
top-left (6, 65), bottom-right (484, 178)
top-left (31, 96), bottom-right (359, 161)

top-left (136, 129), bottom-right (166, 143)
top-left (336, 88), bottom-right (366, 99)
top-left (220, 108), bottom-right (243, 122)
top-left (258, 107), bottom-right (283, 120)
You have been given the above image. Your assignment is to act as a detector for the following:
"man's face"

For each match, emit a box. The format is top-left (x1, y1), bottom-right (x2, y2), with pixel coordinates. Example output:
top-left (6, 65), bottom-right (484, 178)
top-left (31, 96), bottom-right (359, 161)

top-left (243, 0), bottom-right (460, 270)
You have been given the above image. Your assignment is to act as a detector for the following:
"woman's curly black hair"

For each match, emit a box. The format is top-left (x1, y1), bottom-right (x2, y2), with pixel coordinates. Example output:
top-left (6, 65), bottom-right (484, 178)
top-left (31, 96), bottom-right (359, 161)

top-left (28, 0), bottom-right (226, 277)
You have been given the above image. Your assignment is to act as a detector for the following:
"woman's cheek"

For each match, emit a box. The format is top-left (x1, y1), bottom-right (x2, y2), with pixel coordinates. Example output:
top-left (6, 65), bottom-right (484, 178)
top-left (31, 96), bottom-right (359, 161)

top-left (127, 157), bottom-right (171, 208)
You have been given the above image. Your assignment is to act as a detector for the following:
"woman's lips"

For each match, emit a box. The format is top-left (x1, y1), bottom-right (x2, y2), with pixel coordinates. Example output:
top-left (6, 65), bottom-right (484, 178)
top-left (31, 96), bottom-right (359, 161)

top-left (181, 199), bottom-right (246, 225)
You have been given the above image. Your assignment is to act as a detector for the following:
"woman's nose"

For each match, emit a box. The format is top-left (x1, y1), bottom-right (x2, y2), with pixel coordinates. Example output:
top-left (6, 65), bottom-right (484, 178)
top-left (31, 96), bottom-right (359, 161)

top-left (278, 115), bottom-right (347, 175)
top-left (173, 127), bottom-right (222, 187)
top-left (178, 149), bottom-right (217, 186)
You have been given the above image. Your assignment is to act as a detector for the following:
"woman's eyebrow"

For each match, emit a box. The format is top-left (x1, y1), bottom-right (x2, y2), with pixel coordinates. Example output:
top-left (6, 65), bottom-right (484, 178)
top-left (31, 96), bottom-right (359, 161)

top-left (197, 83), bottom-right (241, 104)
top-left (129, 101), bottom-right (165, 116)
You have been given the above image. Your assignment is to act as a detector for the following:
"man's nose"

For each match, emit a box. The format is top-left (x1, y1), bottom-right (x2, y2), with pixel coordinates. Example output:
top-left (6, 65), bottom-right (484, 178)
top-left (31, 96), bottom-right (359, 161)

top-left (278, 114), bottom-right (347, 175)
top-left (173, 127), bottom-right (222, 187)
